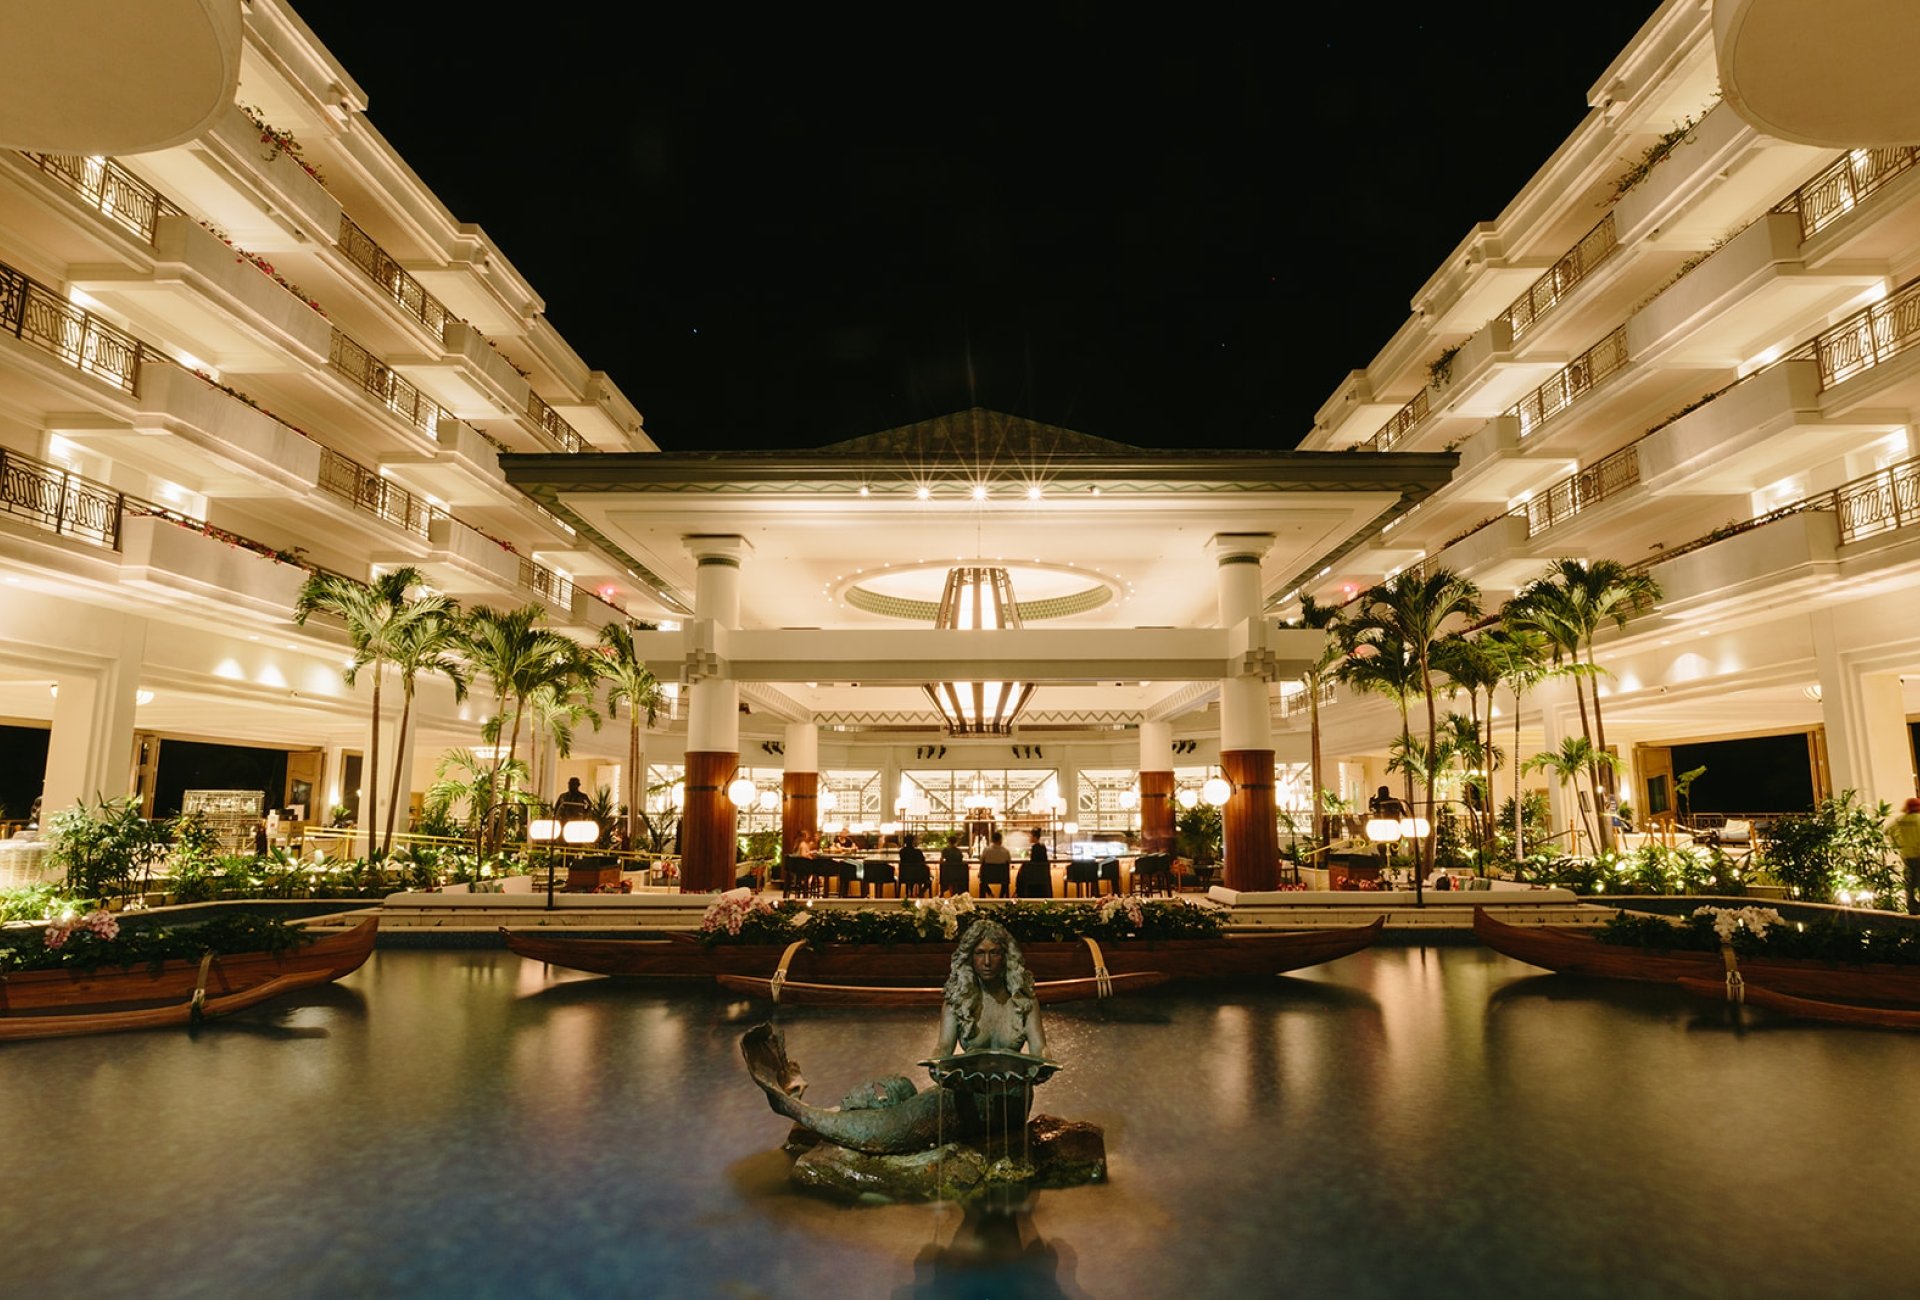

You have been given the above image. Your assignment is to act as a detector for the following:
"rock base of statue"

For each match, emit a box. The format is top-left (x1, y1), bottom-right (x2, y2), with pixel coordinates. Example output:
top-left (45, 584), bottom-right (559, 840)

top-left (783, 1115), bottom-right (1107, 1205)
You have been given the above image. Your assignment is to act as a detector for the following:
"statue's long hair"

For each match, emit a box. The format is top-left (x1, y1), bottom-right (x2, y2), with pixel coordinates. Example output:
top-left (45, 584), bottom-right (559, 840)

top-left (944, 919), bottom-right (1037, 1050)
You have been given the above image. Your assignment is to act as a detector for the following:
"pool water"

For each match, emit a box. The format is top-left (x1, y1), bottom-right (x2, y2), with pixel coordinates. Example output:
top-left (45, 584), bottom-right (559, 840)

top-left (3, 943), bottom-right (1916, 1298)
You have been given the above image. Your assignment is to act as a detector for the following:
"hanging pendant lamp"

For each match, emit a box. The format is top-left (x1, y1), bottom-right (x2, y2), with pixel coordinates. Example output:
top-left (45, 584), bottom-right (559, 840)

top-left (924, 565), bottom-right (1036, 735)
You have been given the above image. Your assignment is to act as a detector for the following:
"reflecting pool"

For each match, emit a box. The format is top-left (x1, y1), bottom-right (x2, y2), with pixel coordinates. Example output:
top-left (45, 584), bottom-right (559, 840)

top-left (4, 943), bottom-right (1917, 1298)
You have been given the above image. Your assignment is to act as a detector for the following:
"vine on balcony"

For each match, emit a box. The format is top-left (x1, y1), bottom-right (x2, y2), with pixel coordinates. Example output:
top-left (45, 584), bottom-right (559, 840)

top-left (197, 221), bottom-right (328, 317)
top-left (1609, 100), bottom-right (1718, 202)
top-left (239, 104), bottom-right (329, 188)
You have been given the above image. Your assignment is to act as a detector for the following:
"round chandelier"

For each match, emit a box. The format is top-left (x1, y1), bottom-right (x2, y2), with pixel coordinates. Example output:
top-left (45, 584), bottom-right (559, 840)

top-left (923, 566), bottom-right (1037, 735)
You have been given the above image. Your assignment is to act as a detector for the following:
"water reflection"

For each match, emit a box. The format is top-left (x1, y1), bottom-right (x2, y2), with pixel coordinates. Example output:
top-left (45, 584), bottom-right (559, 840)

top-left (3, 947), bottom-right (1918, 1298)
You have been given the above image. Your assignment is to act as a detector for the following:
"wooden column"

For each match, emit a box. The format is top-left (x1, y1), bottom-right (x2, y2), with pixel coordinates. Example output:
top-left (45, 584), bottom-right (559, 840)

top-left (781, 770), bottom-right (818, 857)
top-left (1220, 749), bottom-right (1277, 892)
top-left (680, 750), bottom-right (737, 892)
top-left (1139, 769), bottom-right (1175, 854)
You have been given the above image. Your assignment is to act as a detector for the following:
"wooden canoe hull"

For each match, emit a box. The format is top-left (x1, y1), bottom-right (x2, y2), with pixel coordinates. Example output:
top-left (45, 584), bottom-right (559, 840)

top-left (1473, 908), bottom-right (1920, 1007)
top-left (1676, 976), bottom-right (1920, 1030)
top-left (713, 969), bottom-right (1170, 1006)
top-left (0, 916), bottom-right (378, 1015)
top-left (505, 916), bottom-right (1386, 983)
top-left (0, 968), bottom-right (339, 1041)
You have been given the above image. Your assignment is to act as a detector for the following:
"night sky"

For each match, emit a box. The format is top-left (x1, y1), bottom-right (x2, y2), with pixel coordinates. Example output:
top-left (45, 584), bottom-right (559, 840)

top-left (297, 4), bottom-right (1660, 453)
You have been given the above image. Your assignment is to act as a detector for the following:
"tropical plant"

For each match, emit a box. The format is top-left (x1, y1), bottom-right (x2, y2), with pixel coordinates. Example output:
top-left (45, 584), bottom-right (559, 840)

top-left (294, 566), bottom-right (440, 858)
top-left (1175, 803), bottom-right (1222, 866)
top-left (525, 675), bottom-right (602, 805)
top-left (461, 606), bottom-right (588, 849)
top-left (379, 604), bottom-right (468, 856)
top-left (1508, 560), bottom-right (1660, 853)
top-left (426, 747), bottom-right (535, 843)
top-left (1673, 765), bottom-right (1708, 825)
top-left (1287, 594), bottom-right (1345, 842)
top-left (1337, 625), bottom-right (1421, 814)
top-left (46, 796), bottom-right (172, 901)
top-left (1479, 624), bottom-right (1559, 858)
top-left (1344, 569), bottom-right (1482, 874)
top-left (598, 621), bottom-right (667, 851)
top-left (1522, 737), bottom-right (1619, 855)
top-left (1761, 791), bottom-right (1900, 907)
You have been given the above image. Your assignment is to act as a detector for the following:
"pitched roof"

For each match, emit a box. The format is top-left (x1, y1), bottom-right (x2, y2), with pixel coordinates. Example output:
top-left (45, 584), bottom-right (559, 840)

top-left (818, 407), bottom-right (1143, 460)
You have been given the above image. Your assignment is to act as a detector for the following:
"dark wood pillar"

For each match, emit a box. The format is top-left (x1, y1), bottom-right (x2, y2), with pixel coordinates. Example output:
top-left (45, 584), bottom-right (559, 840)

top-left (781, 770), bottom-right (818, 858)
top-left (1220, 749), bottom-right (1277, 892)
top-left (680, 750), bottom-right (737, 892)
top-left (1139, 769), bottom-right (1175, 854)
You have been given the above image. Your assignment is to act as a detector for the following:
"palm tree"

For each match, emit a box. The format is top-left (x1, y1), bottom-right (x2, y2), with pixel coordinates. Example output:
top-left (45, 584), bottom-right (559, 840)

top-left (425, 746), bottom-right (532, 839)
top-left (293, 566), bottom-right (437, 858)
top-left (461, 606), bottom-right (586, 848)
top-left (598, 622), bottom-right (667, 850)
top-left (1345, 569), bottom-right (1482, 875)
top-left (526, 675), bottom-right (602, 807)
top-left (1522, 736), bottom-right (1620, 855)
top-left (1433, 634), bottom-right (1502, 863)
top-left (1509, 560), bottom-right (1661, 852)
top-left (1337, 625), bottom-right (1422, 816)
top-left (1479, 624), bottom-right (1558, 859)
top-left (381, 607), bottom-right (469, 857)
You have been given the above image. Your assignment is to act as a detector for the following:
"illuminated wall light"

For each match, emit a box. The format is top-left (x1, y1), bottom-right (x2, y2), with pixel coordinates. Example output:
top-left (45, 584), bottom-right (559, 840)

top-left (858, 484), bottom-right (870, 497)
top-left (915, 486), bottom-right (931, 501)
top-left (1027, 485), bottom-right (1042, 500)
top-left (971, 484), bottom-right (987, 501)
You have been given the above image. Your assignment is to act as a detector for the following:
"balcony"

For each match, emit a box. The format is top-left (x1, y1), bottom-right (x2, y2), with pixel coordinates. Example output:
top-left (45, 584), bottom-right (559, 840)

top-left (564, 585), bottom-right (626, 633)
top-left (1808, 277), bottom-right (1920, 393)
top-left (526, 390), bottom-right (589, 454)
top-left (316, 446), bottom-right (433, 539)
top-left (1776, 146), bottom-right (1920, 243)
top-left (69, 213), bottom-right (332, 371)
top-left (0, 446), bottom-right (128, 549)
top-left (1425, 511), bottom-right (1536, 590)
top-left (1277, 678), bottom-right (1335, 720)
top-left (1429, 316), bottom-right (1561, 420)
top-left (1648, 507), bottom-right (1838, 619)
top-left (1611, 101), bottom-right (1825, 250)
top-left (328, 329), bottom-right (458, 442)
top-left (1503, 215), bottom-right (1620, 342)
top-left (1448, 415), bottom-right (1572, 503)
top-left (1524, 445), bottom-right (1642, 538)
top-left (333, 215), bottom-right (451, 344)
top-left (115, 362), bottom-right (323, 495)
top-left (1509, 327), bottom-right (1630, 439)
top-left (16, 152), bottom-right (179, 245)
top-left (117, 512), bottom-right (308, 616)
top-left (190, 104), bottom-right (344, 249)
top-left (409, 517), bottom-right (570, 610)
top-left (0, 260), bottom-right (146, 394)
top-left (1363, 387), bottom-right (1430, 452)
top-left (390, 319), bottom-right (533, 425)
top-left (1312, 371), bottom-right (1399, 449)
top-left (1626, 212), bottom-right (1878, 369)
top-left (380, 418), bottom-right (507, 508)
top-left (1835, 455), bottom-right (1920, 547)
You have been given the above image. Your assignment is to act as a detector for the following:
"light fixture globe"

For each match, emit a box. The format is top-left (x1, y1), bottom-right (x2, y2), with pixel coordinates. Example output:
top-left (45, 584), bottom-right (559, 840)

top-left (819, 789), bottom-right (837, 814)
top-left (1201, 776), bottom-right (1231, 807)
top-left (923, 566), bottom-right (1037, 735)
top-left (1177, 788), bottom-right (1200, 810)
top-left (757, 789), bottom-right (779, 813)
top-left (727, 777), bottom-right (757, 807)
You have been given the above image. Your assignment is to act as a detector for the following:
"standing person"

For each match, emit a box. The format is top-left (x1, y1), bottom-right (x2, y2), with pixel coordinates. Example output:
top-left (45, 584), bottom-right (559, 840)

top-left (938, 839), bottom-right (969, 896)
top-left (253, 820), bottom-right (270, 858)
top-left (553, 777), bottom-right (593, 822)
top-left (1015, 837), bottom-right (1052, 898)
top-left (1891, 797), bottom-right (1920, 913)
top-left (977, 831), bottom-right (1013, 898)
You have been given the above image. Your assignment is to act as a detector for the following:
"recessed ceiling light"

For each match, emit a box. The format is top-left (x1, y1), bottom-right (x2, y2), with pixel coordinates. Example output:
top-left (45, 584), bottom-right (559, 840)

top-left (1027, 486), bottom-right (1042, 500)
top-left (916, 486), bottom-right (931, 500)
top-left (971, 484), bottom-right (987, 501)
top-left (858, 485), bottom-right (870, 497)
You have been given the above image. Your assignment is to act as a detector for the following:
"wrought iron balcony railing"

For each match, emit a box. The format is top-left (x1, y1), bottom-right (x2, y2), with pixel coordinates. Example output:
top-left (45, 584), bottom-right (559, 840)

top-left (337, 216), bottom-right (449, 341)
top-left (1363, 386), bottom-right (1429, 452)
top-left (317, 447), bottom-right (433, 537)
top-left (1503, 214), bottom-right (1619, 341)
top-left (1508, 326), bottom-right (1629, 437)
top-left (1523, 444), bottom-right (1640, 536)
top-left (1774, 146), bottom-right (1920, 241)
top-left (17, 152), bottom-right (181, 245)
top-left (526, 390), bottom-right (588, 454)
top-left (0, 446), bottom-right (131, 547)
top-left (328, 329), bottom-right (453, 438)
top-left (0, 259), bottom-right (147, 393)
top-left (1278, 678), bottom-right (1336, 719)
top-left (518, 554), bottom-right (574, 606)
top-left (1807, 278), bottom-right (1920, 389)
top-left (1835, 454), bottom-right (1920, 544)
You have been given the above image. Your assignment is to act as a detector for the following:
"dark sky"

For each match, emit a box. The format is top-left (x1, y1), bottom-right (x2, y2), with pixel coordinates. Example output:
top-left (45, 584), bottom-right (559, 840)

top-left (297, 4), bottom-right (1660, 453)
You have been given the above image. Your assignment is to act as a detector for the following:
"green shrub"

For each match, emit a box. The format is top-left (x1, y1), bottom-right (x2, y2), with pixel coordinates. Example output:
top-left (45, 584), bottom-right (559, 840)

top-left (1761, 791), bottom-right (1899, 907)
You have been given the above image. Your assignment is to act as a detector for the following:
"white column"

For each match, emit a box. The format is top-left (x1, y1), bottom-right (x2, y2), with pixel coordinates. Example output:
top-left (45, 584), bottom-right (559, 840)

top-left (42, 617), bottom-right (147, 815)
top-left (1138, 719), bottom-right (1173, 773)
top-left (685, 535), bottom-right (750, 755)
top-left (1534, 676), bottom-right (1578, 849)
top-left (1813, 611), bottom-right (1915, 806)
top-left (1211, 534), bottom-right (1274, 753)
top-left (783, 722), bottom-right (818, 773)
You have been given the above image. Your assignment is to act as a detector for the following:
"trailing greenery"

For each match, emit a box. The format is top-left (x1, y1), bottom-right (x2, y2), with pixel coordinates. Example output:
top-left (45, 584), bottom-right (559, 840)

top-left (0, 912), bottom-right (316, 975)
top-left (699, 899), bottom-right (1226, 949)
top-left (1595, 908), bottom-right (1920, 966)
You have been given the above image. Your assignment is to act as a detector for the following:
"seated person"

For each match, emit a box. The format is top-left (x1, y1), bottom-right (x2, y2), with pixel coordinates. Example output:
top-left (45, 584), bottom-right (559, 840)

top-left (977, 831), bottom-right (1013, 898)
top-left (1015, 838), bottom-right (1052, 898)
top-left (938, 841), bottom-right (969, 896)
top-left (829, 831), bottom-right (857, 855)
top-left (897, 833), bottom-right (931, 896)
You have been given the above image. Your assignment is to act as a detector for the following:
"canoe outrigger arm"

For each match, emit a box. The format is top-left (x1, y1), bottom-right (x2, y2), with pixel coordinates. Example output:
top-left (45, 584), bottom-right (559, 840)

top-left (1719, 944), bottom-right (1745, 1005)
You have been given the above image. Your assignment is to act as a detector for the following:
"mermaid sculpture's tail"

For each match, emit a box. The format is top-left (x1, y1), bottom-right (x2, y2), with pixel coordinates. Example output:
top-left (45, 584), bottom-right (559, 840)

top-left (741, 1023), bottom-right (951, 1154)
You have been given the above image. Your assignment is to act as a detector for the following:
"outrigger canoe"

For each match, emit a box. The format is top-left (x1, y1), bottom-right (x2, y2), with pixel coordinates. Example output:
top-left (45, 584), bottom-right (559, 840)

top-left (0, 966), bottom-right (340, 1041)
top-left (1473, 909), bottom-right (1920, 1006)
top-left (714, 969), bottom-right (1170, 1006)
top-left (503, 915), bottom-right (1385, 984)
top-left (1676, 976), bottom-right (1920, 1030)
top-left (0, 916), bottom-right (378, 1022)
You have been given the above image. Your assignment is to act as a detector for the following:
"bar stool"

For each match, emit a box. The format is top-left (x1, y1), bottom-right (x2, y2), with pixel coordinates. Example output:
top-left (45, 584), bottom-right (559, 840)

top-left (1064, 856), bottom-right (1099, 898)
top-left (1132, 852), bottom-right (1175, 898)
